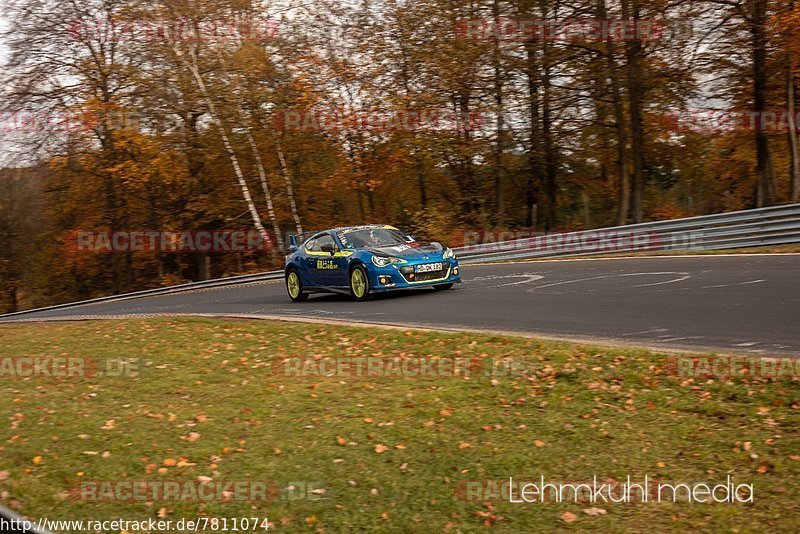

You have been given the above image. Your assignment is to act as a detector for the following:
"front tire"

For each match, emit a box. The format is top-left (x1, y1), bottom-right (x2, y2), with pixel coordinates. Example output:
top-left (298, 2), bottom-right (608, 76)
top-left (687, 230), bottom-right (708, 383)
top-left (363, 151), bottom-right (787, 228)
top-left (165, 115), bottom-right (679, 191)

top-left (349, 264), bottom-right (371, 301)
top-left (286, 269), bottom-right (308, 302)
top-left (434, 283), bottom-right (454, 291)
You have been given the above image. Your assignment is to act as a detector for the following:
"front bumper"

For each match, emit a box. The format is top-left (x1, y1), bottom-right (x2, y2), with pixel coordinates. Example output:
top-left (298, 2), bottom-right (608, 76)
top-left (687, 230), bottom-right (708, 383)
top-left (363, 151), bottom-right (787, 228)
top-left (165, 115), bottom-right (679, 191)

top-left (368, 259), bottom-right (461, 292)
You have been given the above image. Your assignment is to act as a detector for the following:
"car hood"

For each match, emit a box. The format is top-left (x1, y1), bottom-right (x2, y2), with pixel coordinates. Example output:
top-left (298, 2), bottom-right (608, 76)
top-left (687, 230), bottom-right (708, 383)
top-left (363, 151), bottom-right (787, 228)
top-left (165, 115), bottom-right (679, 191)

top-left (365, 242), bottom-right (445, 260)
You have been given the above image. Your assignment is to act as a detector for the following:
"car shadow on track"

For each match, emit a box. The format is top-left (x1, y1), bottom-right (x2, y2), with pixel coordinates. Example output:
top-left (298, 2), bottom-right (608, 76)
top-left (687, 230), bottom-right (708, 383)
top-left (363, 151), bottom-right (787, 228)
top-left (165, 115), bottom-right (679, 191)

top-left (302, 287), bottom-right (449, 303)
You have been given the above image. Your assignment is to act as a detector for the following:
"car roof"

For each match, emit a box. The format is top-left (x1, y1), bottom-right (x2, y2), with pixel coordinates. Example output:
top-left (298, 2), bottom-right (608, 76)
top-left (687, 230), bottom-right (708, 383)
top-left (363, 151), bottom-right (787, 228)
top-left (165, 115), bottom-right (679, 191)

top-left (328, 224), bottom-right (397, 233)
top-left (299, 225), bottom-right (399, 244)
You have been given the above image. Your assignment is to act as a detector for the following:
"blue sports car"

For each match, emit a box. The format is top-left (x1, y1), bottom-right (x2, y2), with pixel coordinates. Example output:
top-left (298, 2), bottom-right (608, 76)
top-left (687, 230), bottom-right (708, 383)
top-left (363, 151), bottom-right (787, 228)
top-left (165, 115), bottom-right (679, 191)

top-left (284, 225), bottom-right (461, 301)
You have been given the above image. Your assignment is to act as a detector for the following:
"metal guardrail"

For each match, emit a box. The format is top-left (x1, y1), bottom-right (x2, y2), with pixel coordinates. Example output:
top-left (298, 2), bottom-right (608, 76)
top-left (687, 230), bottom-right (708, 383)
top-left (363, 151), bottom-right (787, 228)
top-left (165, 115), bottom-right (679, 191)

top-left (0, 204), bottom-right (797, 319)
top-left (0, 271), bottom-right (284, 319)
top-left (454, 203), bottom-right (800, 264)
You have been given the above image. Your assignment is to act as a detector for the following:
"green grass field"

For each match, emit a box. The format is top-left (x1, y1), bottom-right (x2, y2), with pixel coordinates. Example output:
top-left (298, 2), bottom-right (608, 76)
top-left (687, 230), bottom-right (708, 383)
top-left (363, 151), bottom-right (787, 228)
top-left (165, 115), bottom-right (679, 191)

top-left (1, 318), bottom-right (798, 532)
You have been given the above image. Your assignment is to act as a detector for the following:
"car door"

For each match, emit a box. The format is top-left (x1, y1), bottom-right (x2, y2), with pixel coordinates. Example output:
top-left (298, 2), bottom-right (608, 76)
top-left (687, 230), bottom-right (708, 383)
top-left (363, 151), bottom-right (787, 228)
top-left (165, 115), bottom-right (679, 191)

top-left (326, 233), bottom-right (351, 288)
top-left (306, 233), bottom-right (344, 286)
top-left (298, 235), bottom-right (322, 287)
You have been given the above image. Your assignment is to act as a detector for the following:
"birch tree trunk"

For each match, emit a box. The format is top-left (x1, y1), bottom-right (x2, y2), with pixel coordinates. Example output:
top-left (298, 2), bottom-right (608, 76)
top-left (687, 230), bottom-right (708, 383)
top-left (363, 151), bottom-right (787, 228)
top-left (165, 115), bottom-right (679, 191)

top-left (213, 49), bottom-right (284, 247)
top-left (211, 14), bottom-right (303, 238)
top-left (598, 0), bottom-right (631, 225)
top-left (521, 0), bottom-right (542, 230)
top-left (491, 0), bottom-right (505, 226)
top-left (752, 0), bottom-right (774, 207)
top-left (622, 0), bottom-right (646, 223)
top-left (168, 38), bottom-right (271, 246)
top-left (268, 129), bottom-right (304, 235)
top-left (788, 53), bottom-right (800, 203)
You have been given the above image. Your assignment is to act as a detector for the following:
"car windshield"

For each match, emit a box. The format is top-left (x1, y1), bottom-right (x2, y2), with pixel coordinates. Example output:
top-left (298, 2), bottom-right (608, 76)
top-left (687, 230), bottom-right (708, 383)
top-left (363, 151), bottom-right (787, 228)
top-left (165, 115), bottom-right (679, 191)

top-left (340, 228), bottom-right (411, 249)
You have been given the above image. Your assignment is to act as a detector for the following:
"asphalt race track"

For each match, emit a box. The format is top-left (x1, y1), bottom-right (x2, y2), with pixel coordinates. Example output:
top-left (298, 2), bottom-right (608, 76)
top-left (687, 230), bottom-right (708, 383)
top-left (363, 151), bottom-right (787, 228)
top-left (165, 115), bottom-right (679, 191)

top-left (2, 255), bottom-right (799, 355)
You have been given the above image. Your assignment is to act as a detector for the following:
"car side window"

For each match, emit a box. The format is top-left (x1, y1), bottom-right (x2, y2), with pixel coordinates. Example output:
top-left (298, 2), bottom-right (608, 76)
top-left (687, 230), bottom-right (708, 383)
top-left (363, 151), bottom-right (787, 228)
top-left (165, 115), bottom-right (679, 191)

top-left (315, 234), bottom-right (335, 252)
top-left (305, 238), bottom-right (316, 251)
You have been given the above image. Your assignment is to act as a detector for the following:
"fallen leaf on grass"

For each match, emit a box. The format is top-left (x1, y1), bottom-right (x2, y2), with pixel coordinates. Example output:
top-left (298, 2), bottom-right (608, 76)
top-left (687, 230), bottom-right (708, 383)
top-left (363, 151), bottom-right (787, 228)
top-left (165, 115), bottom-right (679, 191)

top-left (458, 442), bottom-right (471, 449)
top-left (533, 440), bottom-right (545, 447)
top-left (32, 456), bottom-right (42, 465)
top-left (0, 471), bottom-right (8, 482)
top-left (374, 444), bottom-right (389, 453)
top-left (475, 510), bottom-right (501, 526)
top-left (560, 511), bottom-right (578, 523)
top-left (583, 508), bottom-right (607, 516)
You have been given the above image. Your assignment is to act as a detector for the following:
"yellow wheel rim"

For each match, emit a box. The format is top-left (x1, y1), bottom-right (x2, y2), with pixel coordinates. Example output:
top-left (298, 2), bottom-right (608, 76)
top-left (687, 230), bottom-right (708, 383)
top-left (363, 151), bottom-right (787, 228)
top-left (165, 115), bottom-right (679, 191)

top-left (287, 272), bottom-right (301, 298)
top-left (351, 269), bottom-right (366, 298)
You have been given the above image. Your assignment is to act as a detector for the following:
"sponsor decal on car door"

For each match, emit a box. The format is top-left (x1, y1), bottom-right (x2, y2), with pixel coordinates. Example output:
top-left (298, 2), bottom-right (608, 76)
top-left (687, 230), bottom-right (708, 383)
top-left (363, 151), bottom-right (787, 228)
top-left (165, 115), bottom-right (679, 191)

top-left (308, 234), bottom-right (350, 286)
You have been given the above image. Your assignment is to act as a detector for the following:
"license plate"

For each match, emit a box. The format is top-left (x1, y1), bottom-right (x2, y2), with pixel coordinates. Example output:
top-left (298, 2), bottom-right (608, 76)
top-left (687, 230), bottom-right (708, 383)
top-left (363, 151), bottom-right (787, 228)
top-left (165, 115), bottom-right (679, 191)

top-left (415, 262), bottom-right (442, 273)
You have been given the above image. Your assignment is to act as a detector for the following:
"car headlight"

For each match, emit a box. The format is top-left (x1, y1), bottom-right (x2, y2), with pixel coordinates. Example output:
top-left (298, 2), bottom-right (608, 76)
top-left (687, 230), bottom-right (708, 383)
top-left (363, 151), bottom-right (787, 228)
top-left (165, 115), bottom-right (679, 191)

top-left (443, 247), bottom-right (456, 259)
top-left (372, 255), bottom-right (406, 267)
